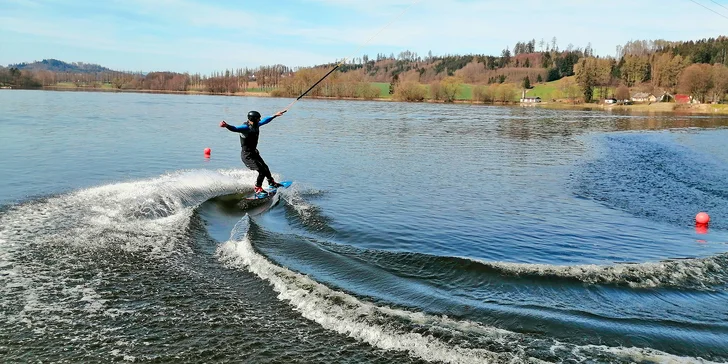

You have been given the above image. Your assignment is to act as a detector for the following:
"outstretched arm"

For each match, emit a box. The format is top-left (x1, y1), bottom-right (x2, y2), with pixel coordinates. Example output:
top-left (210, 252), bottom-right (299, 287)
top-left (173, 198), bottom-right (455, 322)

top-left (219, 120), bottom-right (249, 132)
top-left (259, 110), bottom-right (286, 127)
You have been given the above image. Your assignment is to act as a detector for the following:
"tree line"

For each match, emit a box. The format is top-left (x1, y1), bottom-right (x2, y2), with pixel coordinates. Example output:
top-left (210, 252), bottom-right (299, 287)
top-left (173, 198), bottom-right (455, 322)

top-left (0, 67), bottom-right (41, 88)
top-left (2, 60), bottom-right (294, 93)
top-left (4, 35), bottom-right (728, 103)
top-left (574, 50), bottom-right (728, 103)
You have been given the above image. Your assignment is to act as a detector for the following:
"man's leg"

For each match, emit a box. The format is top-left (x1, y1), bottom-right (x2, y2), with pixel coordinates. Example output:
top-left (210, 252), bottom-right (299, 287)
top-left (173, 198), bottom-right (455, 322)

top-left (242, 150), bottom-right (266, 193)
top-left (253, 154), bottom-right (274, 187)
top-left (255, 172), bottom-right (266, 188)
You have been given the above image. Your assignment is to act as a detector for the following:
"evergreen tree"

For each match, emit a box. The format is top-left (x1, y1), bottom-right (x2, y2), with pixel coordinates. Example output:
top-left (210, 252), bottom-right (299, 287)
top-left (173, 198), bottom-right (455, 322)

top-left (389, 74), bottom-right (399, 95)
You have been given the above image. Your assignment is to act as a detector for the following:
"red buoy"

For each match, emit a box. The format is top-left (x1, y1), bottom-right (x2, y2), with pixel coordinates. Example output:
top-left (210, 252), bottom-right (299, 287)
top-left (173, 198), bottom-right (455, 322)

top-left (696, 212), bottom-right (710, 225)
top-left (204, 148), bottom-right (211, 158)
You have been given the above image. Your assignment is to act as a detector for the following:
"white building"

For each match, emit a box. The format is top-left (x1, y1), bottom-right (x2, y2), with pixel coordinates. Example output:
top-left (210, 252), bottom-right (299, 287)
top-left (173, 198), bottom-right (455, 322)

top-left (520, 96), bottom-right (541, 103)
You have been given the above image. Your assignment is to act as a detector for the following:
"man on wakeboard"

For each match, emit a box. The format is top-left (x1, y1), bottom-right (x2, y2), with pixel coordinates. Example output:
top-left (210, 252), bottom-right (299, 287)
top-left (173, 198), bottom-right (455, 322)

top-left (220, 110), bottom-right (286, 195)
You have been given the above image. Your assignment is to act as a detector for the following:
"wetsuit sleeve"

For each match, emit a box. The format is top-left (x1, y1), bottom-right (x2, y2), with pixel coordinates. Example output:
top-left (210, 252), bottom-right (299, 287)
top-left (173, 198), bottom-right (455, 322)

top-left (225, 123), bottom-right (250, 132)
top-left (258, 116), bottom-right (275, 127)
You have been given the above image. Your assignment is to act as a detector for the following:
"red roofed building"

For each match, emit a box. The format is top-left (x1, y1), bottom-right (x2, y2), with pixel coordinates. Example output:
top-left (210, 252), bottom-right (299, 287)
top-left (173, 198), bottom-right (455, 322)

top-left (675, 94), bottom-right (692, 104)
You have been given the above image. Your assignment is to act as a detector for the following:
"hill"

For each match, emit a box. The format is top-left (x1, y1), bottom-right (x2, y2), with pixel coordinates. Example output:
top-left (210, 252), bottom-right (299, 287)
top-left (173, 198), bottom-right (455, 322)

top-left (9, 59), bottom-right (113, 73)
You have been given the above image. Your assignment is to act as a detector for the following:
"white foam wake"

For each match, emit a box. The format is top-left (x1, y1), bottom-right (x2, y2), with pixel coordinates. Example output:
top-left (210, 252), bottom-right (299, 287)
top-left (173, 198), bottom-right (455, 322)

top-left (476, 255), bottom-right (727, 290)
top-left (217, 217), bottom-right (717, 364)
top-left (0, 169), bottom-right (266, 332)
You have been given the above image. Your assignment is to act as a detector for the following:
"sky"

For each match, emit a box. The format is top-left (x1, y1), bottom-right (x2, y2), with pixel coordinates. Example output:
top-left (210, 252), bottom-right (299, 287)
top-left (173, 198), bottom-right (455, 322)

top-left (1, 0), bottom-right (727, 74)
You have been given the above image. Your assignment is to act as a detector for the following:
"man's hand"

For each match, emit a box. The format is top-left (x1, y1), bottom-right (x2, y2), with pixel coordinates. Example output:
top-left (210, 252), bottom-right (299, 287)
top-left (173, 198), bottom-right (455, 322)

top-left (220, 120), bottom-right (228, 128)
top-left (274, 110), bottom-right (287, 117)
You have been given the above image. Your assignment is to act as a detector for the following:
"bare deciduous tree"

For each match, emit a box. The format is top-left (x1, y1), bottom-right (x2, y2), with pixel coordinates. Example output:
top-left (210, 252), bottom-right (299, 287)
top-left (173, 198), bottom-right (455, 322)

top-left (615, 84), bottom-right (630, 100)
top-left (678, 63), bottom-right (713, 103)
top-left (711, 64), bottom-right (728, 102)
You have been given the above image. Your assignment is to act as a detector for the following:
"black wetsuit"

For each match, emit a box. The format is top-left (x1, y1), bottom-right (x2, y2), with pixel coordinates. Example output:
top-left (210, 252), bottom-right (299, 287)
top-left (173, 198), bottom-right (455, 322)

top-left (224, 116), bottom-right (276, 187)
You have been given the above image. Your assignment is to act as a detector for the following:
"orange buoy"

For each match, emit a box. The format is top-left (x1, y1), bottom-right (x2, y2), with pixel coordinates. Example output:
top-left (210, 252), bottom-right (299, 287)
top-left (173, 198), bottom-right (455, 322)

top-left (696, 212), bottom-right (710, 225)
top-left (204, 148), bottom-right (211, 158)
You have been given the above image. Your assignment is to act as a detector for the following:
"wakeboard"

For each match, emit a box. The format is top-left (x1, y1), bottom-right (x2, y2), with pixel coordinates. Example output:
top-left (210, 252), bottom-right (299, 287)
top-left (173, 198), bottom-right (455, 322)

top-left (237, 180), bottom-right (293, 209)
top-left (255, 180), bottom-right (292, 198)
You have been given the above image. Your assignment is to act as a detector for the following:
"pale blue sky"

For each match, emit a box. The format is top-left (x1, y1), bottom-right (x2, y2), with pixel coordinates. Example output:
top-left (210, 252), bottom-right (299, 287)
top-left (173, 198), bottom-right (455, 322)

top-left (1, 0), bottom-right (726, 74)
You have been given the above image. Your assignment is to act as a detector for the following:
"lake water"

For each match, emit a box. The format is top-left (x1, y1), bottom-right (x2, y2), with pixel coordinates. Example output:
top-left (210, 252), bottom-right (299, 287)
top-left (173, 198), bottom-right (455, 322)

top-left (1, 90), bottom-right (728, 363)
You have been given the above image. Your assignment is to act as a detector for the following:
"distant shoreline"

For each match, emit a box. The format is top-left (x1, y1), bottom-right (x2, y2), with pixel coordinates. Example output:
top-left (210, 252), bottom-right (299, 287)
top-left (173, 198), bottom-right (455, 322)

top-left (534, 100), bottom-right (728, 115)
top-left (12, 86), bottom-right (728, 115)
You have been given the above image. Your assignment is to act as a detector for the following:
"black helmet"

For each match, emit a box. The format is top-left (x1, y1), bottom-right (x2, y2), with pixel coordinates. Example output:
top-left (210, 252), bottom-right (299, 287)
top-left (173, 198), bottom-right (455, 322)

top-left (247, 110), bottom-right (261, 121)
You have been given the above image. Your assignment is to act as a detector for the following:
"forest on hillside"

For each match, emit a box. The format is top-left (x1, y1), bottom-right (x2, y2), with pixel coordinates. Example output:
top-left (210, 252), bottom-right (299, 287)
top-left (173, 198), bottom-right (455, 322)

top-left (10, 59), bottom-right (113, 73)
top-left (3, 36), bottom-right (728, 103)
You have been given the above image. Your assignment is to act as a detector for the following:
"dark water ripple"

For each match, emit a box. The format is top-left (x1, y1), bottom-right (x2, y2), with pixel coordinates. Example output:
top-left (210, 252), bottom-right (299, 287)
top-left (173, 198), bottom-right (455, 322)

top-left (3, 91), bottom-right (728, 362)
top-left (573, 132), bottom-right (728, 229)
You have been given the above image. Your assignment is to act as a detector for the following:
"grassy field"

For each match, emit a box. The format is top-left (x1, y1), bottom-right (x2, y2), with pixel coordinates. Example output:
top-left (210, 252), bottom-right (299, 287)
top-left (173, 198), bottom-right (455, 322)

top-left (372, 81), bottom-right (473, 100)
top-left (524, 81), bottom-right (559, 100)
top-left (371, 82), bottom-right (392, 98)
top-left (526, 77), bottom-right (614, 101)
top-left (457, 84), bottom-right (473, 100)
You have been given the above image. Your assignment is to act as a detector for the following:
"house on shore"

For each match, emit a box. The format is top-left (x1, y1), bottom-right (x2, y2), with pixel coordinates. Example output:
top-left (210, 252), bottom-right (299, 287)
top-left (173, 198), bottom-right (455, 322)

top-left (631, 92), bottom-right (657, 103)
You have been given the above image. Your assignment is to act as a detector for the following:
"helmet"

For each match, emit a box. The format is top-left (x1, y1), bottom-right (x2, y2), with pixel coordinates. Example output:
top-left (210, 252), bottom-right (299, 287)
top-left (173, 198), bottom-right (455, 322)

top-left (247, 110), bottom-right (261, 121)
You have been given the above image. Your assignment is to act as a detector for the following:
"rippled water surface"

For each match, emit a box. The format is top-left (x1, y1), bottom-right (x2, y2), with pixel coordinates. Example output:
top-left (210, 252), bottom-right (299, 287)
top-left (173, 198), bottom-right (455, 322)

top-left (1, 90), bottom-right (728, 363)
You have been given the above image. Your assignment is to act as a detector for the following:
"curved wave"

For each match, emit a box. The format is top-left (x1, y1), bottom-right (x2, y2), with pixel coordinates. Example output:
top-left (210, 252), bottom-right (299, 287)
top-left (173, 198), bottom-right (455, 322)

top-left (474, 255), bottom-right (728, 290)
top-left (278, 185), bottom-right (337, 235)
top-left (299, 237), bottom-right (728, 291)
top-left (218, 216), bottom-right (718, 363)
